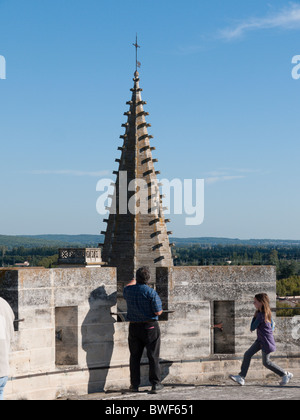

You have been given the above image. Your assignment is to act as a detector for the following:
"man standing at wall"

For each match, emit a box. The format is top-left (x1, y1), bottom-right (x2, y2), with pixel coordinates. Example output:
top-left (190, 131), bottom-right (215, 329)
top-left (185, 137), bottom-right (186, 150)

top-left (123, 266), bottom-right (164, 394)
top-left (0, 297), bottom-right (15, 400)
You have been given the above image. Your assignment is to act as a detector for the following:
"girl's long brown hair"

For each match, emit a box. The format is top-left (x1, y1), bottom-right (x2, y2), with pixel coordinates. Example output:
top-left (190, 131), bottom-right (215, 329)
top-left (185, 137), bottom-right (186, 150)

top-left (255, 293), bottom-right (272, 323)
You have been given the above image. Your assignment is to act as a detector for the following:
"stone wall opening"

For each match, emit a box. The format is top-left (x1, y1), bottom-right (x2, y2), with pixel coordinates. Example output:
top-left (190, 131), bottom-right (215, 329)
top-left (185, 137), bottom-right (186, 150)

top-left (213, 301), bottom-right (235, 354)
top-left (55, 306), bottom-right (78, 366)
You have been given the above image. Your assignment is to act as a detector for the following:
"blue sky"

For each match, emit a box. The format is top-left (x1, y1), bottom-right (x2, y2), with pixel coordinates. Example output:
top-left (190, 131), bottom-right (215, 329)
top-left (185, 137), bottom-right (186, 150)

top-left (0, 0), bottom-right (300, 239)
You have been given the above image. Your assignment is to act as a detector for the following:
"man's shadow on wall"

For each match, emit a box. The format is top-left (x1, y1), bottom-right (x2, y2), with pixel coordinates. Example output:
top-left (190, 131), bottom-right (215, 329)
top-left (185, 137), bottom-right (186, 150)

top-left (81, 286), bottom-right (117, 394)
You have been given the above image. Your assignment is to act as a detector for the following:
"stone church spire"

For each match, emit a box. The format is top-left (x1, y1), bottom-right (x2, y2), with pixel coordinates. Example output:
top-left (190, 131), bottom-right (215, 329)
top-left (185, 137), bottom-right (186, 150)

top-left (101, 68), bottom-right (173, 302)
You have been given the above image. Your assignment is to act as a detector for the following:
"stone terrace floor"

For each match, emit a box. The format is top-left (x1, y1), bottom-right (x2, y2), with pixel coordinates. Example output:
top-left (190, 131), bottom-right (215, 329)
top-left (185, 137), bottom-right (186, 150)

top-left (66, 379), bottom-right (300, 401)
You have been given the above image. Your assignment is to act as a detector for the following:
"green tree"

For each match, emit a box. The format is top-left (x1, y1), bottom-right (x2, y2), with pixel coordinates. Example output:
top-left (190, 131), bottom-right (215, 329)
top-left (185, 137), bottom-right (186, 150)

top-left (269, 250), bottom-right (279, 267)
top-left (276, 302), bottom-right (300, 317)
top-left (278, 260), bottom-right (297, 280)
top-left (277, 276), bottom-right (300, 296)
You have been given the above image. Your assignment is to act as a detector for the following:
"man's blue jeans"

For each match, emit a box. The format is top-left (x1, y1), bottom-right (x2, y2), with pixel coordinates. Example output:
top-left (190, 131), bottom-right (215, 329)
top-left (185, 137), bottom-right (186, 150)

top-left (0, 377), bottom-right (8, 401)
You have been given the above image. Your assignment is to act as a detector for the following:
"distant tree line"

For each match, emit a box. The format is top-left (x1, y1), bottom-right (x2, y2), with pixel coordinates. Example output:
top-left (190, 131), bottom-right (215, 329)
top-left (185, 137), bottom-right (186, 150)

top-left (1, 246), bottom-right (59, 268)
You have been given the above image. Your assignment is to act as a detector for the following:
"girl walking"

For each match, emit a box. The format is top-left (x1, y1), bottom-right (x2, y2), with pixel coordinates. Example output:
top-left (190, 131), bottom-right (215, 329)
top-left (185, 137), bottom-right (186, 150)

top-left (230, 293), bottom-right (293, 386)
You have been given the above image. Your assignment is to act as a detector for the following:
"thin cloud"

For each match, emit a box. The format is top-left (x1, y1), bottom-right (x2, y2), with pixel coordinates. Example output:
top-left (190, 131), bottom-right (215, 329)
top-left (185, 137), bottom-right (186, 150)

top-left (205, 168), bottom-right (260, 185)
top-left (29, 169), bottom-right (110, 177)
top-left (220, 2), bottom-right (300, 40)
top-left (213, 168), bottom-right (261, 175)
top-left (205, 175), bottom-right (245, 185)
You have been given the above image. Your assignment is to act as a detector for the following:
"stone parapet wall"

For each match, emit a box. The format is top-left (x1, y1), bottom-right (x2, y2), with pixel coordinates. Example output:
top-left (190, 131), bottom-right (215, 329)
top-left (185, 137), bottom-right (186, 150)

top-left (0, 265), bottom-right (299, 400)
top-left (0, 267), bottom-right (122, 400)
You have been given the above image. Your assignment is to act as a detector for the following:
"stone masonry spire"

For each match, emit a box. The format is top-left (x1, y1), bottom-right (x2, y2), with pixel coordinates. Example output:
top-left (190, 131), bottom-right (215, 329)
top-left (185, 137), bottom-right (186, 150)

top-left (101, 69), bottom-right (173, 302)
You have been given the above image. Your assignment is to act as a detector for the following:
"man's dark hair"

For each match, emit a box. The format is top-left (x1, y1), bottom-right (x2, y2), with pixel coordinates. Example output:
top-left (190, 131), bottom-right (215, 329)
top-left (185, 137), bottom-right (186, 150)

top-left (136, 266), bottom-right (151, 284)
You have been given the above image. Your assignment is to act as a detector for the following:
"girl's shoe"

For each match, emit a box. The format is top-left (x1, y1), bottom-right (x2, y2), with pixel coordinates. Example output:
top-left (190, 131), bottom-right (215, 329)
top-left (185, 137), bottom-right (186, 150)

top-left (280, 372), bottom-right (293, 386)
top-left (229, 375), bottom-right (245, 386)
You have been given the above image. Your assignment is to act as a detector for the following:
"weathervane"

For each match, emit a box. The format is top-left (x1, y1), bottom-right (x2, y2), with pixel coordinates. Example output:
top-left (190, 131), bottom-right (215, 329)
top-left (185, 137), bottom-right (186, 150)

top-left (133, 34), bottom-right (141, 71)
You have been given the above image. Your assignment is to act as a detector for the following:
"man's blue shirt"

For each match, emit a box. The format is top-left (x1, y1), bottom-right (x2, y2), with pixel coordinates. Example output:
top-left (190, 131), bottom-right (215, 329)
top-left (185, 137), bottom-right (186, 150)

top-left (123, 283), bottom-right (162, 322)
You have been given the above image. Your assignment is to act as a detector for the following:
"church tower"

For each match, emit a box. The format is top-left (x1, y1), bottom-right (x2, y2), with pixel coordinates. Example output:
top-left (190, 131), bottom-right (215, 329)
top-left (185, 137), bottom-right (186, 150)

top-left (101, 42), bottom-right (173, 302)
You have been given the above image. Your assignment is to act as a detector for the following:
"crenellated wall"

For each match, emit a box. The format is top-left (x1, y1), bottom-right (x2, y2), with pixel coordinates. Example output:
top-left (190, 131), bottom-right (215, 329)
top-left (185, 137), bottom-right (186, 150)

top-left (0, 265), bottom-right (299, 400)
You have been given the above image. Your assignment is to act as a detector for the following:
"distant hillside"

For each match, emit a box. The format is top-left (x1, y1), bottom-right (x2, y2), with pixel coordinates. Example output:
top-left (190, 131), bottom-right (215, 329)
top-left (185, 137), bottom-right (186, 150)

top-left (29, 234), bottom-right (101, 247)
top-left (172, 237), bottom-right (300, 247)
top-left (1, 234), bottom-right (300, 250)
top-left (0, 234), bottom-right (101, 250)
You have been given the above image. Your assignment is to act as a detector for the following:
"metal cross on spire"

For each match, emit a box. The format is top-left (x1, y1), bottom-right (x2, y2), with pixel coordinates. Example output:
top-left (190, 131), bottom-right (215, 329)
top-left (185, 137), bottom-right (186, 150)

top-left (133, 34), bottom-right (141, 71)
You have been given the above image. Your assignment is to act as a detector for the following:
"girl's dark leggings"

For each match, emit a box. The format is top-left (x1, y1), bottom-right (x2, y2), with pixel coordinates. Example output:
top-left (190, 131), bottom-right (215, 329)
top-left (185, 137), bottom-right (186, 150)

top-left (240, 340), bottom-right (286, 379)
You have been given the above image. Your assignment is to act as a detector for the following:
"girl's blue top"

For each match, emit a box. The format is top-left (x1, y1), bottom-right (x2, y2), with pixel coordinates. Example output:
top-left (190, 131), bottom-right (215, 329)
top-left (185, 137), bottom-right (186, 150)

top-left (250, 312), bottom-right (276, 354)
